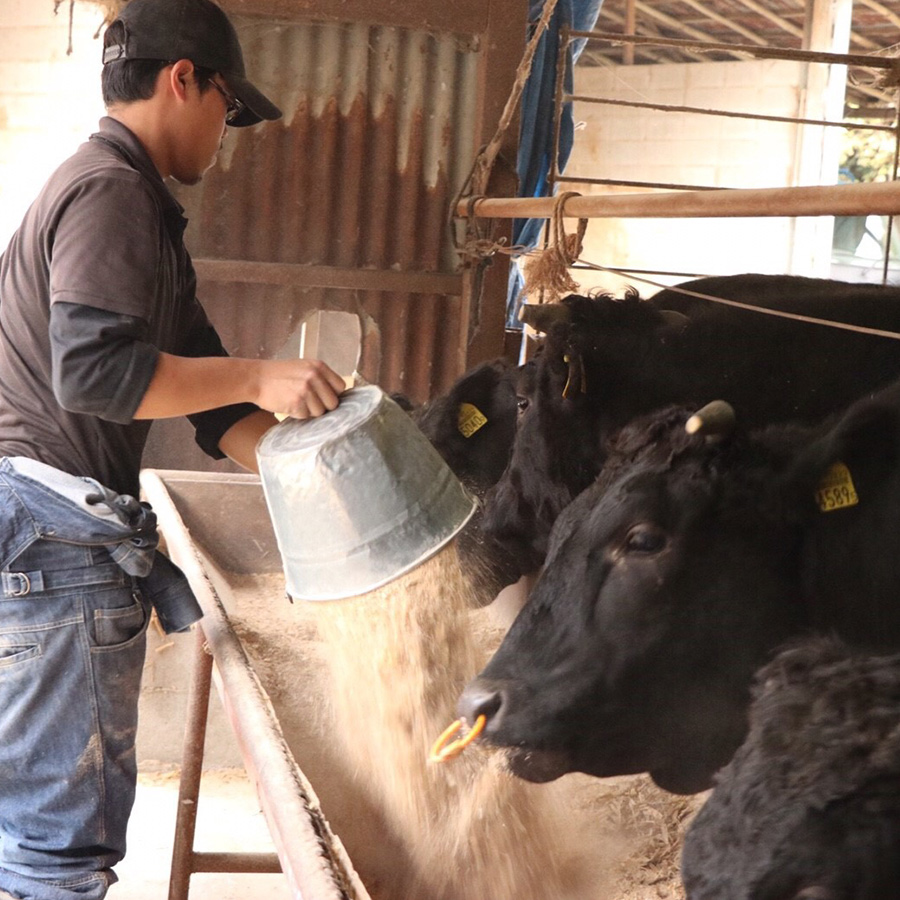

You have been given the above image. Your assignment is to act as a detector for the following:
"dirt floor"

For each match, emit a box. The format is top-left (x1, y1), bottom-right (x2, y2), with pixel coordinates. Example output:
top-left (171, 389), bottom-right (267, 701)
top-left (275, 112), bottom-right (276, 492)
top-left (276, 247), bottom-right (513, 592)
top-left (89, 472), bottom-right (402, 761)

top-left (111, 767), bottom-right (291, 900)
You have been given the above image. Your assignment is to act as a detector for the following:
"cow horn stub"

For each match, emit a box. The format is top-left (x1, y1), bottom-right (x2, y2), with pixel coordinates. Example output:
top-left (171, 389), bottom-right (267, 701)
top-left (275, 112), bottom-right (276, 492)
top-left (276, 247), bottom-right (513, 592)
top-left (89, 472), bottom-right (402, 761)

top-left (659, 309), bottom-right (690, 330)
top-left (685, 400), bottom-right (736, 440)
top-left (518, 302), bottom-right (572, 333)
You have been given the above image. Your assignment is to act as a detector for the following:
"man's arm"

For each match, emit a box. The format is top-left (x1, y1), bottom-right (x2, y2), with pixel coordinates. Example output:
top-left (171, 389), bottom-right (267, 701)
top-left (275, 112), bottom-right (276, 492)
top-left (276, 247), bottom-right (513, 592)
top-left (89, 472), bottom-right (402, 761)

top-left (133, 352), bottom-right (346, 420)
top-left (216, 409), bottom-right (279, 473)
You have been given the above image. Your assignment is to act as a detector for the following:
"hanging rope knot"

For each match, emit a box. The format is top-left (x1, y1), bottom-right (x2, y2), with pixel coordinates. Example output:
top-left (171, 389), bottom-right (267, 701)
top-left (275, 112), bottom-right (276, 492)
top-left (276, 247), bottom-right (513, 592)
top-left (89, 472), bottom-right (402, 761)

top-left (454, 195), bottom-right (530, 262)
top-left (847, 43), bottom-right (900, 90)
top-left (520, 191), bottom-right (588, 304)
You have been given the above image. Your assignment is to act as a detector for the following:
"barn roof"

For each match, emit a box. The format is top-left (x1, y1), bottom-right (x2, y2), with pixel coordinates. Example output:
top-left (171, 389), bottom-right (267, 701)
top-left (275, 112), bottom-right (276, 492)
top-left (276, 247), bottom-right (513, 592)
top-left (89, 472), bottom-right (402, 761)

top-left (578, 0), bottom-right (900, 115)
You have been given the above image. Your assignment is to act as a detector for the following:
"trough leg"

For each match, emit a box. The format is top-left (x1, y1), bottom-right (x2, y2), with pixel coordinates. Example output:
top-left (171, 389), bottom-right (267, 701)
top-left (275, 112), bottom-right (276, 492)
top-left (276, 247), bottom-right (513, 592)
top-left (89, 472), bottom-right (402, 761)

top-left (168, 626), bottom-right (213, 900)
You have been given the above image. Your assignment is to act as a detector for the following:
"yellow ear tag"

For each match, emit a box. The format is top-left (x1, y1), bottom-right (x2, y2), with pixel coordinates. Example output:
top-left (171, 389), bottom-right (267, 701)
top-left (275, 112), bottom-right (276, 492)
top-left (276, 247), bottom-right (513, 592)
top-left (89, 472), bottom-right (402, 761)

top-left (458, 402), bottom-right (488, 438)
top-left (815, 461), bottom-right (859, 512)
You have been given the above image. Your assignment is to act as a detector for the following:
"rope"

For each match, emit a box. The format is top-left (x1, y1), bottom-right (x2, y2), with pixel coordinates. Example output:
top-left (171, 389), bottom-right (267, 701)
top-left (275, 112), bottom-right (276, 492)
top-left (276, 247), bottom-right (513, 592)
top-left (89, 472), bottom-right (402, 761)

top-left (469, 0), bottom-right (562, 197)
top-left (451, 193), bottom-right (528, 264)
top-left (520, 191), bottom-right (588, 303)
top-left (451, 0), bottom-right (562, 264)
top-left (576, 260), bottom-right (900, 342)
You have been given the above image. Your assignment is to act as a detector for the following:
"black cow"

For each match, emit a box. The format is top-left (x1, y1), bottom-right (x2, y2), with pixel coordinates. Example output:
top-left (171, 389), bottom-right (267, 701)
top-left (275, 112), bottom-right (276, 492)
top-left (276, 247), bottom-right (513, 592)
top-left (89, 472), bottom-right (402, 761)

top-left (458, 383), bottom-right (900, 793)
top-left (682, 637), bottom-right (900, 900)
top-left (484, 274), bottom-right (900, 574)
top-left (412, 358), bottom-right (520, 498)
top-left (406, 358), bottom-right (527, 601)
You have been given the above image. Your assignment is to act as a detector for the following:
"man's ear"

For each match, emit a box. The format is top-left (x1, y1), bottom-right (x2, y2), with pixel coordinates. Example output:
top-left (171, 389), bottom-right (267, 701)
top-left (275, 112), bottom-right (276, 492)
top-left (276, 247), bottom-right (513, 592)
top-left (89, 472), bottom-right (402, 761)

top-left (166, 59), bottom-right (195, 103)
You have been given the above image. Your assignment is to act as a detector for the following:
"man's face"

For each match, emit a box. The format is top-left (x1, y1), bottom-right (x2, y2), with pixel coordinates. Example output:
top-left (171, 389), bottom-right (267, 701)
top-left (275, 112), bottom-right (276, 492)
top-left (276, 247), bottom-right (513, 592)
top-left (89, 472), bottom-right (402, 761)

top-left (170, 73), bottom-right (229, 186)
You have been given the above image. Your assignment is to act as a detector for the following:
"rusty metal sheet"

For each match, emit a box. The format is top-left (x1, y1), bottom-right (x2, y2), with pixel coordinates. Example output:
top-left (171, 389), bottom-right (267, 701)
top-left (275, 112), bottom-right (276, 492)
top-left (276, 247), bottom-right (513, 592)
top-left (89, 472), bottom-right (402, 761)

top-left (175, 19), bottom-right (479, 394)
top-left (145, 4), bottom-right (523, 473)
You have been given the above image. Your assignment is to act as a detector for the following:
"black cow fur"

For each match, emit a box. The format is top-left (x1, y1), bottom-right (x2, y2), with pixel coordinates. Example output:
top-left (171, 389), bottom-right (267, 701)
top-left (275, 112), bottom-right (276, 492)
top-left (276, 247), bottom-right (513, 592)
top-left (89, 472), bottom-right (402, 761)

top-left (459, 380), bottom-right (900, 792)
top-left (682, 637), bottom-right (900, 900)
top-left (484, 274), bottom-right (900, 574)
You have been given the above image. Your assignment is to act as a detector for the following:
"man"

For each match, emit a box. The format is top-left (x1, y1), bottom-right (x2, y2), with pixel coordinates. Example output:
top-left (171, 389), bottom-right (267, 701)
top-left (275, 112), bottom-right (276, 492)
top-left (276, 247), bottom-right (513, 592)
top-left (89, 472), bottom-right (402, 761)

top-left (0, 1), bottom-right (345, 897)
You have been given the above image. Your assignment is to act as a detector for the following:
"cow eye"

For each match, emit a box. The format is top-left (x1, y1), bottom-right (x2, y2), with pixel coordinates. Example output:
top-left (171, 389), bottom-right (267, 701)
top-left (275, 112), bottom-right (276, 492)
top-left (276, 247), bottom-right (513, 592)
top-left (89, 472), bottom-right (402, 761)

top-left (624, 524), bottom-right (667, 554)
top-left (516, 395), bottom-right (530, 416)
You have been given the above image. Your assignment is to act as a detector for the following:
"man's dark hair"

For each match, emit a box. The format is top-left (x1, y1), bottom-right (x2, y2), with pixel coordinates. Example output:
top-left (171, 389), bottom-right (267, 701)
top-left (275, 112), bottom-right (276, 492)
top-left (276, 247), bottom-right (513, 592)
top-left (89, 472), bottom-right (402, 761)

top-left (101, 21), bottom-right (216, 106)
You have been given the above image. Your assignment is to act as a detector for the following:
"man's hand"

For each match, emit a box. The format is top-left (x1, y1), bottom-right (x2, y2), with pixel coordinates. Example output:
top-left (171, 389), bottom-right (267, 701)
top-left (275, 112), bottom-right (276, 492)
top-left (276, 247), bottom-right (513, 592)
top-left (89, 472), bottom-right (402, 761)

top-left (254, 358), bottom-right (346, 419)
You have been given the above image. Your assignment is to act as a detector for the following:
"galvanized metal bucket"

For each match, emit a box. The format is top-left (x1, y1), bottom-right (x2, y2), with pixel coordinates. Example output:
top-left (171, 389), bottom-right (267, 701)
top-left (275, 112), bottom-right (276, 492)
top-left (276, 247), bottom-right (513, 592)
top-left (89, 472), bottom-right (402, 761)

top-left (256, 385), bottom-right (477, 601)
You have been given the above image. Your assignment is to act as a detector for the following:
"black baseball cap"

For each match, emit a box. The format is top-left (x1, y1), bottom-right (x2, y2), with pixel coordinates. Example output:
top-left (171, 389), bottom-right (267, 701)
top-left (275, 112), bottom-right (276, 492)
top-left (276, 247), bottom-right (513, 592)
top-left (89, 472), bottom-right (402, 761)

top-left (102, 0), bottom-right (282, 127)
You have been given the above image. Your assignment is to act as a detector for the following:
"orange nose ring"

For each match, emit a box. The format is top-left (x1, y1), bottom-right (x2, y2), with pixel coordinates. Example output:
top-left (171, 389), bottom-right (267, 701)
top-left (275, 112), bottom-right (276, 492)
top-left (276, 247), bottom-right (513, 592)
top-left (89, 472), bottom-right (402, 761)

top-left (428, 715), bottom-right (487, 763)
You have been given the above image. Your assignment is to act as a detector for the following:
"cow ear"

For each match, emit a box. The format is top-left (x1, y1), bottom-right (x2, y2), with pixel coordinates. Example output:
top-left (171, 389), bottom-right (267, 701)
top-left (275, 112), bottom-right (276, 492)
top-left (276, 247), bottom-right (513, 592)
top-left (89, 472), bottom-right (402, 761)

top-left (786, 391), bottom-right (900, 508)
top-left (819, 393), bottom-right (900, 474)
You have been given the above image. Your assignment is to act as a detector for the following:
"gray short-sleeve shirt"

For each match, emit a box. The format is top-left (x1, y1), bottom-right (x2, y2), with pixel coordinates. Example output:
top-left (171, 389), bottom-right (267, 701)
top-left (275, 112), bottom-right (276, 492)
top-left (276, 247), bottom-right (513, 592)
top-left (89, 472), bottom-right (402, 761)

top-left (0, 117), bottom-right (258, 495)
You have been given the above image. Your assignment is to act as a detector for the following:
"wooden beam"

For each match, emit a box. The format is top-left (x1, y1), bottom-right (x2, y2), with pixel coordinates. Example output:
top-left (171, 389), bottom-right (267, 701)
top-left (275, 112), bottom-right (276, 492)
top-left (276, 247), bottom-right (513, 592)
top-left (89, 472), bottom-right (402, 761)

top-left (673, 0), bottom-right (771, 46)
top-left (856, 0), bottom-right (900, 32)
top-left (193, 259), bottom-right (463, 296)
top-left (221, 0), bottom-right (488, 34)
top-left (729, 0), bottom-right (804, 39)
top-left (571, 30), bottom-right (898, 69)
top-left (623, 0), bottom-right (636, 65)
top-left (457, 180), bottom-right (900, 220)
top-left (793, 0), bottom-right (852, 275)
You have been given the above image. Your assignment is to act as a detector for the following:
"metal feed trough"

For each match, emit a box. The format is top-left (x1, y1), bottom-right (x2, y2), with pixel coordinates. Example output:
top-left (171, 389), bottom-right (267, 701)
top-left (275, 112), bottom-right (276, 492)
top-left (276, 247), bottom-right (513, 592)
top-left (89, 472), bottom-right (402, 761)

top-left (140, 468), bottom-right (371, 900)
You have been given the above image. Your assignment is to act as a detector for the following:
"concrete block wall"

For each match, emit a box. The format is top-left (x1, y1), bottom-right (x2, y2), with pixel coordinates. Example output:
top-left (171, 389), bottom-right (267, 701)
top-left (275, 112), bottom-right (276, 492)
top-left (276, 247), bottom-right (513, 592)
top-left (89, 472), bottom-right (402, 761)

top-left (0, 0), bottom-right (106, 251)
top-left (563, 58), bottom-right (811, 297)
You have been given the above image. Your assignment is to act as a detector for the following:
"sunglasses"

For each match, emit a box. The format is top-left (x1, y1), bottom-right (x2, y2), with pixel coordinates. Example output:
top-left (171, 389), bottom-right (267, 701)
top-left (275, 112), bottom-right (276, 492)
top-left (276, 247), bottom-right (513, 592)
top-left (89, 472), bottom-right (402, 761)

top-left (209, 79), bottom-right (244, 125)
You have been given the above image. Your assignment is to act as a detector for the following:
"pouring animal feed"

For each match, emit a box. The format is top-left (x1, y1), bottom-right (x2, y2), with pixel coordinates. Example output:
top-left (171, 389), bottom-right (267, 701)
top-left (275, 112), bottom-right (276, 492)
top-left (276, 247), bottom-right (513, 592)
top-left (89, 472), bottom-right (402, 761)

top-left (256, 385), bottom-right (698, 900)
top-left (311, 544), bottom-right (593, 900)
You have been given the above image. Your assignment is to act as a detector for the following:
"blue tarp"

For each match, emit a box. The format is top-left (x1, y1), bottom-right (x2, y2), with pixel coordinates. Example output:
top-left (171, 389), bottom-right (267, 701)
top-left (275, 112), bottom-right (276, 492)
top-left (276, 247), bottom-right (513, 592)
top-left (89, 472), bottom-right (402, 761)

top-left (506, 0), bottom-right (604, 327)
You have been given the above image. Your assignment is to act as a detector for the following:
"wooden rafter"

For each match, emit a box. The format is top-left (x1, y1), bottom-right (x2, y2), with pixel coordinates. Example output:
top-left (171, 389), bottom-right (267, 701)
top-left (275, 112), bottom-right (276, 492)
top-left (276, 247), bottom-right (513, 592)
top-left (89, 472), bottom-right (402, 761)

top-left (588, 0), bottom-right (900, 110)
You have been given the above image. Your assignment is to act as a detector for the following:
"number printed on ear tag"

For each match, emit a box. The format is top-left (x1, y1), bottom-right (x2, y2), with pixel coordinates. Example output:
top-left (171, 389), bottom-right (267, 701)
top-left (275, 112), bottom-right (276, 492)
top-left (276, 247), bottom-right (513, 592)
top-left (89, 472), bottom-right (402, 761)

top-left (815, 461), bottom-right (859, 512)
top-left (458, 403), bottom-right (488, 438)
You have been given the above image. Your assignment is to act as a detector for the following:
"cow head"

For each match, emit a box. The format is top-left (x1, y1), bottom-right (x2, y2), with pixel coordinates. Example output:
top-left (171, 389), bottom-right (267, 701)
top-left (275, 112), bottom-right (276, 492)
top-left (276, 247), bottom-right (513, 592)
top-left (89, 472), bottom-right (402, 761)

top-left (412, 358), bottom-right (525, 601)
top-left (413, 358), bottom-right (519, 497)
top-left (482, 292), bottom-right (690, 575)
top-left (461, 403), bottom-right (814, 794)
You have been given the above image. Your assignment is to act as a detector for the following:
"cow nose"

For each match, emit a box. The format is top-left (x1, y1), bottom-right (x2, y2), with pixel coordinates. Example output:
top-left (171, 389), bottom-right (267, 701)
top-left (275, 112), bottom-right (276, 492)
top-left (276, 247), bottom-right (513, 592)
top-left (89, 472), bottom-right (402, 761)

top-left (458, 677), bottom-right (509, 732)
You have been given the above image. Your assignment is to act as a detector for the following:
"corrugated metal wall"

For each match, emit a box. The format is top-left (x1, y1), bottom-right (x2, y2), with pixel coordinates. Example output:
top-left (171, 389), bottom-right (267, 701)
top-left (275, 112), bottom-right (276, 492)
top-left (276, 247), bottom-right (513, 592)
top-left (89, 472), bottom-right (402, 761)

top-left (144, 3), bottom-right (522, 473)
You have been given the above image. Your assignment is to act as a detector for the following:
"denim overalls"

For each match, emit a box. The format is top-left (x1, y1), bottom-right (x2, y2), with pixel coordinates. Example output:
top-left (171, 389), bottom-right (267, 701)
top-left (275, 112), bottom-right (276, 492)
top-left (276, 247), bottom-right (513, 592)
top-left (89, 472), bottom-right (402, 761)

top-left (0, 458), bottom-right (201, 900)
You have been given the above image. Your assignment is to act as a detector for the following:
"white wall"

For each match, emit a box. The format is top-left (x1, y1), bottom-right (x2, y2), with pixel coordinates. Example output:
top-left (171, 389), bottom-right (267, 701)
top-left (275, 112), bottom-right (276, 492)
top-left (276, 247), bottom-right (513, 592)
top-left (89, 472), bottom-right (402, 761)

top-left (562, 58), bottom-right (831, 297)
top-left (0, 0), bottom-right (107, 252)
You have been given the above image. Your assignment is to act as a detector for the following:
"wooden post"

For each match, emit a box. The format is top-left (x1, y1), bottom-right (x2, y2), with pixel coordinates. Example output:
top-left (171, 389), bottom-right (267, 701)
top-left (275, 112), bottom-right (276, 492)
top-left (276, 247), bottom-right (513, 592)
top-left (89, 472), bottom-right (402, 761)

top-left (624, 0), bottom-right (636, 65)
top-left (791, 0), bottom-right (853, 275)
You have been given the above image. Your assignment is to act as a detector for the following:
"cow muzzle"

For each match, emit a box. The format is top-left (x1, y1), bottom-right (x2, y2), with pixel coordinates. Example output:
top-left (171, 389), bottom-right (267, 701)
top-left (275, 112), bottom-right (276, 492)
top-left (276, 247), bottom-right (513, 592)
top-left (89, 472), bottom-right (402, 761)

top-left (456, 676), bottom-right (573, 782)
top-left (457, 676), bottom-right (507, 733)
